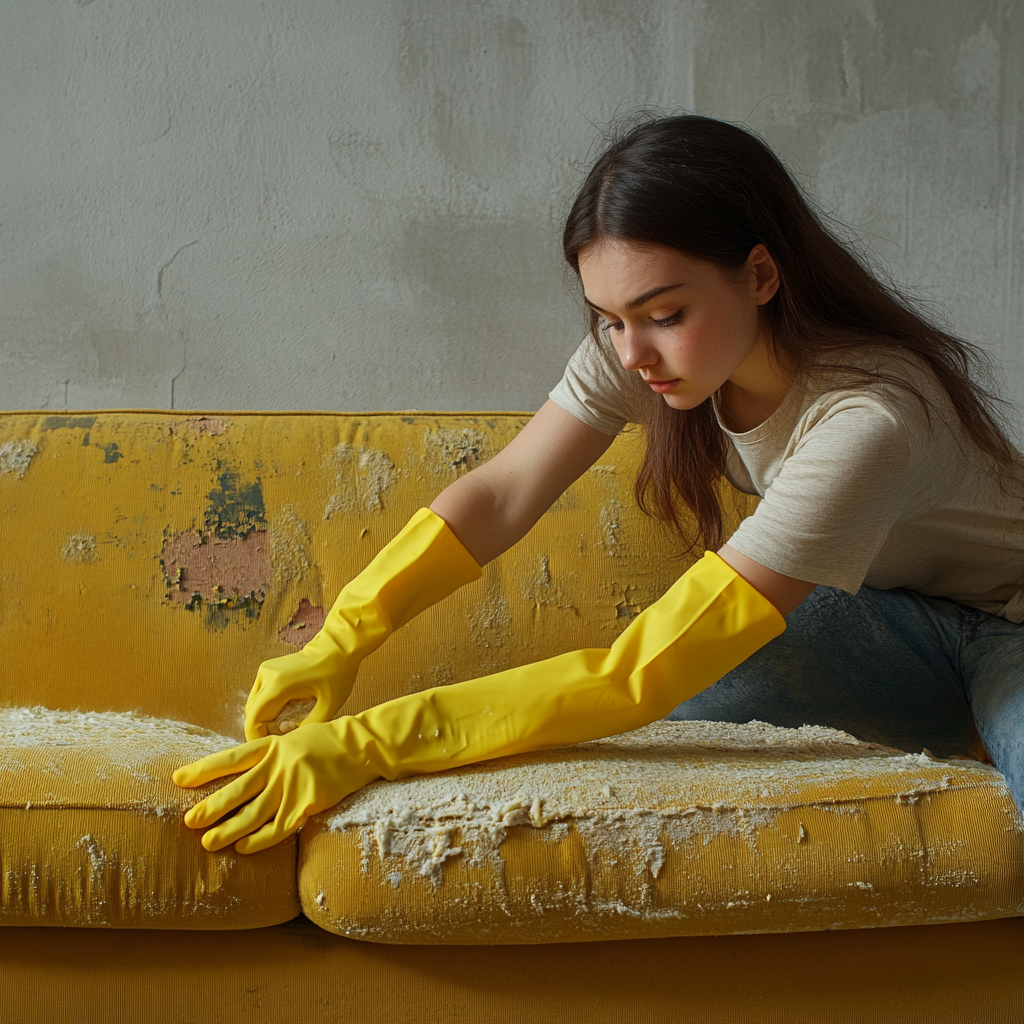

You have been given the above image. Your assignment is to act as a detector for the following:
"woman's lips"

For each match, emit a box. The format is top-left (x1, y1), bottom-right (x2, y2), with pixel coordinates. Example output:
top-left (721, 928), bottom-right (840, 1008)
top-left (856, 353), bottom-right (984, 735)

top-left (647, 378), bottom-right (681, 394)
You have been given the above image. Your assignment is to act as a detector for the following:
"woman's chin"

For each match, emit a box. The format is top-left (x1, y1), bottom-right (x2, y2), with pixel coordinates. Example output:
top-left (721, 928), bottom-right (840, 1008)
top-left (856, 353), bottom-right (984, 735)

top-left (661, 390), bottom-right (710, 412)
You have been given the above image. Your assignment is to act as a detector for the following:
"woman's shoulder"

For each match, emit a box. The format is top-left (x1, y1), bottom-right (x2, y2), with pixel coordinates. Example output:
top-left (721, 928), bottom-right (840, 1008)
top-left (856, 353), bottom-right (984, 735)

top-left (799, 343), bottom-right (955, 427)
top-left (795, 342), bottom-right (1023, 486)
top-left (805, 341), bottom-right (937, 387)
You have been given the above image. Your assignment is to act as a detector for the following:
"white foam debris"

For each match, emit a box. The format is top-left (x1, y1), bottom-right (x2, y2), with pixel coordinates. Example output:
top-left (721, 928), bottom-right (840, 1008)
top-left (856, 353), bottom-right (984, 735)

top-left (0, 705), bottom-right (237, 750)
top-left (322, 720), bottom-right (1008, 889)
top-left (266, 698), bottom-right (318, 736)
top-left (0, 706), bottom-right (240, 813)
top-left (581, 719), bottom-right (889, 757)
top-left (61, 533), bottom-right (98, 563)
top-left (0, 438), bottom-right (39, 478)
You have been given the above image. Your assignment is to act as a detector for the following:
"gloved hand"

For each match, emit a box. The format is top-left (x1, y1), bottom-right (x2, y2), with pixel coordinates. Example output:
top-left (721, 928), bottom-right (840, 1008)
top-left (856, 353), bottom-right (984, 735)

top-left (173, 718), bottom-right (377, 853)
top-left (244, 507), bottom-right (482, 741)
top-left (174, 550), bottom-right (786, 853)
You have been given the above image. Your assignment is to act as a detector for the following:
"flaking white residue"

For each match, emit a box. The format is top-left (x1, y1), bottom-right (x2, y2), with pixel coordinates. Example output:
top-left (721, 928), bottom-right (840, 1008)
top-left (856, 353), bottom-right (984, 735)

top-left (465, 593), bottom-right (512, 650)
top-left (422, 427), bottom-right (488, 474)
top-left (321, 719), bottom-right (1014, 907)
top-left (324, 443), bottom-right (358, 517)
top-left (268, 505), bottom-right (312, 583)
top-left (61, 533), bottom-right (98, 563)
top-left (356, 448), bottom-right (398, 511)
top-left (0, 706), bottom-right (239, 813)
top-left (599, 499), bottom-right (622, 555)
top-left (76, 833), bottom-right (107, 877)
top-left (307, 720), bottom-right (1024, 944)
top-left (1, 706), bottom-right (298, 928)
top-left (324, 443), bottom-right (398, 517)
top-left (520, 554), bottom-right (578, 619)
top-left (0, 438), bottom-right (39, 478)
top-left (328, 763), bottom-right (766, 887)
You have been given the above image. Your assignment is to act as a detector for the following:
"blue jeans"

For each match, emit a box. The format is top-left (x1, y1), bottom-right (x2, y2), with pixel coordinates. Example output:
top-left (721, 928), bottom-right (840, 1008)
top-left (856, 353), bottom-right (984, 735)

top-left (668, 584), bottom-right (1024, 816)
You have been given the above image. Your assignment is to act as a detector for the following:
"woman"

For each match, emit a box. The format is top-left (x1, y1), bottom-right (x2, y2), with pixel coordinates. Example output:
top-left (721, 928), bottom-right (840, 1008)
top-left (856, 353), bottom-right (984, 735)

top-left (174, 115), bottom-right (1024, 853)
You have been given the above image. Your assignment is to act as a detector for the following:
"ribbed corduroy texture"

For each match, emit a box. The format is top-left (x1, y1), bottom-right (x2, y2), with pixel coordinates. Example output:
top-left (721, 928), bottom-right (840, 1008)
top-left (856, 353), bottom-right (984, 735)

top-left (3, 916), bottom-right (1022, 1024)
top-left (300, 721), bottom-right (1024, 943)
top-left (2, 410), bottom-right (1021, 965)
top-left (0, 411), bottom-right (719, 736)
top-left (0, 707), bottom-right (300, 928)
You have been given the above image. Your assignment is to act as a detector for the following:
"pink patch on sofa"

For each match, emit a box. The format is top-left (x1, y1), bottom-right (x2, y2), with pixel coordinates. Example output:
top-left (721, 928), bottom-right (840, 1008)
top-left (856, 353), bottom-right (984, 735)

top-left (278, 598), bottom-right (326, 646)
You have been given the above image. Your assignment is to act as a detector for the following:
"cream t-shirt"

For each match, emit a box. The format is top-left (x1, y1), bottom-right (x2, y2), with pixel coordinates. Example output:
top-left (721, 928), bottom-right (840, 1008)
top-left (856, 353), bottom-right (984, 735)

top-left (549, 332), bottom-right (1024, 623)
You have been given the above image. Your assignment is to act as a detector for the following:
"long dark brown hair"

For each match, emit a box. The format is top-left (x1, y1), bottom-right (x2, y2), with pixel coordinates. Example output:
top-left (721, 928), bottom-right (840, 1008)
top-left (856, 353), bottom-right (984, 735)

top-left (563, 114), bottom-right (1022, 555)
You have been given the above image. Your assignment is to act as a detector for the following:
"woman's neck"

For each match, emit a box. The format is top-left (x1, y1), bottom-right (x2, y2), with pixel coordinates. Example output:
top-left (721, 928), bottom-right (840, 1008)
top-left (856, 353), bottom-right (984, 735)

top-left (717, 336), bottom-right (797, 433)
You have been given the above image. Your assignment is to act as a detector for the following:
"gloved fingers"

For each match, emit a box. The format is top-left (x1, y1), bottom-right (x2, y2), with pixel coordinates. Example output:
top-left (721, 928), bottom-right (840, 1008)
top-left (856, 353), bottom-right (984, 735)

top-left (244, 717), bottom-right (269, 742)
top-left (243, 683), bottom-right (263, 734)
top-left (234, 759), bottom-right (345, 853)
top-left (267, 766), bottom-right (352, 844)
top-left (235, 811), bottom-right (308, 855)
top-left (243, 674), bottom-right (263, 709)
top-left (199, 783), bottom-right (283, 852)
top-left (245, 682), bottom-right (321, 742)
top-left (173, 737), bottom-right (271, 788)
top-left (181, 756), bottom-right (274, 830)
top-left (297, 695), bottom-right (339, 730)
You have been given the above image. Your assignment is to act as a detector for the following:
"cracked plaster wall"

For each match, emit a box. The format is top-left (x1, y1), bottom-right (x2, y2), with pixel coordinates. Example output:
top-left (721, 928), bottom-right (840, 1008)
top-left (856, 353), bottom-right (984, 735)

top-left (1, 1), bottom-right (1021, 428)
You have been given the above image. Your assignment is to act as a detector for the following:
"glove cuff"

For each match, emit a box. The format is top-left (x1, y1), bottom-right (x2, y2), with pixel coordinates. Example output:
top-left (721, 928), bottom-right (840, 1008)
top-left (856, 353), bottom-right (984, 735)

top-left (321, 507), bottom-right (482, 660)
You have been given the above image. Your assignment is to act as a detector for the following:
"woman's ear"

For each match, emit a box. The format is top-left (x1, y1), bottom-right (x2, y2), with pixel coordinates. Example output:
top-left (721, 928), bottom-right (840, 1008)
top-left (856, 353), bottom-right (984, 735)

top-left (747, 244), bottom-right (781, 305)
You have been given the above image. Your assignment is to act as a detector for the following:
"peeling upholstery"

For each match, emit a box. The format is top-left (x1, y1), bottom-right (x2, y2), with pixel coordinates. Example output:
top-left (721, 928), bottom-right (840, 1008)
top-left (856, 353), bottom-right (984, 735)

top-left (0, 410), bottom-right (1021, 954)
top-left (0, 707), bottom-right (300, 928)
top-left (301, 720), bottom-right (1024, 943)
top-left (0, 411), bottom-right (706, 737)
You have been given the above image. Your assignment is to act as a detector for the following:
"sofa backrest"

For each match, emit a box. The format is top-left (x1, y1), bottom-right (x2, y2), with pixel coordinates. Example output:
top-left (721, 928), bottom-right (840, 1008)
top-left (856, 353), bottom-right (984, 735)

top-left (0, 411), bottom-right (755, 738)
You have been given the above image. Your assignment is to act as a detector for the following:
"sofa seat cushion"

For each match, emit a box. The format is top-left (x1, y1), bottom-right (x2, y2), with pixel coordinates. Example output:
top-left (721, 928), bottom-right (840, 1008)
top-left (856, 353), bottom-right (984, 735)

top-left (0, 707), bottom-right (299, 929)
top-left (299, 720), bottom-right (1024, 944)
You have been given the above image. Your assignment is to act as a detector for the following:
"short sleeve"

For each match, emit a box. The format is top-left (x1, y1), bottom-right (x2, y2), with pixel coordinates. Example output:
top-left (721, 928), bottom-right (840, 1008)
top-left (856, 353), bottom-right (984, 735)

top-left (725, 397), bottom-right (913, 592)
top-left (549, 333), bottom-right (643, 435)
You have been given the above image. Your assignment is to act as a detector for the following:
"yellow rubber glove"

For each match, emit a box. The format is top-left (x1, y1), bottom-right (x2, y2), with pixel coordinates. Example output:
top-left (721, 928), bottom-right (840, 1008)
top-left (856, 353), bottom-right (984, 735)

top-left (174, 550), bottom-right (785, 853)
top-left (244, 507), bottom-right (481, 740)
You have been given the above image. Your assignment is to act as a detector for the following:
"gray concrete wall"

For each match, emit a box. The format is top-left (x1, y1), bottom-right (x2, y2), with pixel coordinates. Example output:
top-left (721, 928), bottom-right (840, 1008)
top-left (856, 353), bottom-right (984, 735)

top-left (2, 1), bottom-right (1021, 424)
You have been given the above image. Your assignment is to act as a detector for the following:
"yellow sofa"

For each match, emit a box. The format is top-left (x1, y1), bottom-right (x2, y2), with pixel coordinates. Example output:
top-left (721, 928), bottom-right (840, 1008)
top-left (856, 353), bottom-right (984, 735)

top-left (2, 409), bottom-right (1022, 1023)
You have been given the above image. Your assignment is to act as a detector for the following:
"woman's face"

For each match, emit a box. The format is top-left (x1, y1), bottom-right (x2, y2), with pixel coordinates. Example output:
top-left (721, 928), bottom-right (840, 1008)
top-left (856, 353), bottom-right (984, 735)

top-left (577, 239), bottom-right (779, 411)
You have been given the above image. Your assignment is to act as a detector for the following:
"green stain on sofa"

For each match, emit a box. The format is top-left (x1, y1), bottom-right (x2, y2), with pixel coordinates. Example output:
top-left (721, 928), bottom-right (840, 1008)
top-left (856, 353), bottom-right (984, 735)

top-left (204, 467), bottom-right (267, 539)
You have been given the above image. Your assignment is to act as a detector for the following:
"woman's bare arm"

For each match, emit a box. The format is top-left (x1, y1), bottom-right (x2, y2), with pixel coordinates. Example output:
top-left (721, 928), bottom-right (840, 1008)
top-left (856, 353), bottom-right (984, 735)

top-left (717, 544), bottom-right (817, 617)
top-left (430, 401), bottom-right (816, 618)
top-left (429, 400), bottom-right (615, 566)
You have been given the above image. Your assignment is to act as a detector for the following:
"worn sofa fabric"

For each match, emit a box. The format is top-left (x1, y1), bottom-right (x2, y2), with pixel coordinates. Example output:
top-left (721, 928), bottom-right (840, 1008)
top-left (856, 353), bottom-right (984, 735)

top-left (3, 917), bottom-right (1021, 1024)
top-left (3, 917), bottom-right (1022, 1024)
top-left (0, 706), bottom-right (300, 928)
top-left (0, 409), bottom-right (733, 933)
top-left (300, 720), bottom-right (1024, 943)
top-left (0, 411), bottom-right (710, 734)
top-left (1, 403), bottom-right (1022, 1024)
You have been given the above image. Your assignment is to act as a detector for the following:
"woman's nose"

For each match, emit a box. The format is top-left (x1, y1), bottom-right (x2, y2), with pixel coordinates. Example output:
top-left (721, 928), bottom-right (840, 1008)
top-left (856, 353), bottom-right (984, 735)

top-left (616, 327), bottom-right (656, 372)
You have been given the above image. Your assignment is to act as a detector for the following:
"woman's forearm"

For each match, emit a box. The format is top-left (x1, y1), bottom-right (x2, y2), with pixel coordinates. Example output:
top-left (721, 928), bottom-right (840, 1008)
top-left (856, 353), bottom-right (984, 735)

top-left (428, 466), bottom-right (534, 566)
top-left (428, 400), bottom-right (616, 567)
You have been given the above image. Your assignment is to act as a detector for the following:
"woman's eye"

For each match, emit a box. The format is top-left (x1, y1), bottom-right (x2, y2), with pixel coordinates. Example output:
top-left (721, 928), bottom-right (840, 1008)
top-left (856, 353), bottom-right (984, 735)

top-left (599, 319), bottom-right (624, 333)
top-left (653, 311), bottom-right (683, 327)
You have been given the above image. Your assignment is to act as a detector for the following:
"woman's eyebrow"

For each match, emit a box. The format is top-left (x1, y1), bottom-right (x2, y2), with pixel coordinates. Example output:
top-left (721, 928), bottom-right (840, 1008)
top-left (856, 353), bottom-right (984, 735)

top-left (584, 283), bottom-right (687, 315)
